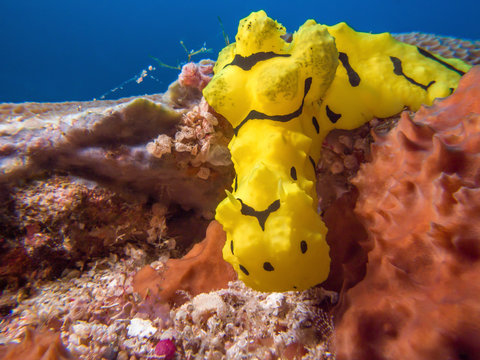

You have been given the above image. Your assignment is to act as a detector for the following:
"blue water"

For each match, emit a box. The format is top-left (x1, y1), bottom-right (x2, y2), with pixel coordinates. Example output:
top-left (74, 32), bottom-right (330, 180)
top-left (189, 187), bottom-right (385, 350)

top-left (1, 0), bottom-right (479, 103)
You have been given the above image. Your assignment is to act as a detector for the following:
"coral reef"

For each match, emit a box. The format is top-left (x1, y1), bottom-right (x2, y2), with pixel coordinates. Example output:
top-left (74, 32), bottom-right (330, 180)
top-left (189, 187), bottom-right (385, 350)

top-left (0, 62), bottom-right (234, 293)
top-left (0, 175), bottom-right (212, 293)
top-left (0, 252), bottom-right (168, 358)
top-left (0, 241), bottom-right (336, 359)
top-left (0, 68), bottom-right (233, 218)
top-left (394, 32), bottom-right (480, 66)
top-left (0, 21), bottom-right (478, 358)
top-left (170, 282), bottom-right (336, 359)
top-left (335, 66), bottom-right (480, 360)
top-left (133, 221), bottom-right (237, 306)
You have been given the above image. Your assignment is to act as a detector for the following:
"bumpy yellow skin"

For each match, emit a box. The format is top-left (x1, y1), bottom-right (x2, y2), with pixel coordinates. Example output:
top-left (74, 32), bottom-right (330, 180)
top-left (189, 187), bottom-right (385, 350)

top-left (203, 10), bottom-right (471, 292)
top-left (320, 23), bottom-right (471, 129)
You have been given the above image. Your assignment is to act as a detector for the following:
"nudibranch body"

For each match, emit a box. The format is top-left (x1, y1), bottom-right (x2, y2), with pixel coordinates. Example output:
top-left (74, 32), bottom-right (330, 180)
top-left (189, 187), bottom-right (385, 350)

top-left (319, 22), bottom-right (471, 129)
top-left (203, 10), bottom-right (471, 292)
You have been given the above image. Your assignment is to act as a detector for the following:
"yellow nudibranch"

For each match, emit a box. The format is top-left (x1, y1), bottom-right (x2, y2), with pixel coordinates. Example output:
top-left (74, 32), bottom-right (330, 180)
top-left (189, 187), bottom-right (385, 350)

top-left (202, 10), bottom-right (471, 292)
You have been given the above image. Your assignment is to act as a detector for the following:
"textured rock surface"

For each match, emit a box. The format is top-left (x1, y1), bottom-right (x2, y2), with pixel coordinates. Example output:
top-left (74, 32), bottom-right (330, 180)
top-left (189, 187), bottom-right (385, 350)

top-left (0, 89), bottom-right (233, 217)
top-left (0, 175), bottom-right (212, 293)
top-left (335, 66), bottom-right (480, 360)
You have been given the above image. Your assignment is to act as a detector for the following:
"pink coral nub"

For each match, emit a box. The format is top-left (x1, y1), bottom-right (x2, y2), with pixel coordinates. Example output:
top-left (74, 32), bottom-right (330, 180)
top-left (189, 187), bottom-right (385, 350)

top-left (155, 338), bottom-right (176, 359)
top-left (178, 62), bottom-right (213, 91)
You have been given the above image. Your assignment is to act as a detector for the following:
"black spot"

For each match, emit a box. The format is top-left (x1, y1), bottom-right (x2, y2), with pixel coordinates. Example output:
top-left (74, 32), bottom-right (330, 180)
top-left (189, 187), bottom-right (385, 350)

top-left (312, 116), bottom-right (319, 134)
top-left (238, 199), bottom-right (280, 231)
top-left (290, 166), bottom-right (297, 180)
top-left (390, 56), bottom-right (435, 91)
top-left (300, 240), bottom-right (308, 254)
top-left (293, 286), bottom-right (297, 289)
top-left (338, 52), bottom-right (361, 86)
top-left (230, 240), bottom-right (234, 255)
top-left (224, 52), bottom-right (291, 71)
top-left (309, 156), bottom-right (317, 173)
top-left (417, 47), bottom-right (465, 76)
top-left (326, 105), bottom-right (341, 123)
top-left (234, 175), bottom-right (238, 192)
top-left (233, 78), bottom-right (312, 135)
top-left (263, 262), bottom-right (274, 271)
top-left (449, 87), bottom-right (454, 94)
top-left (239, 265), bottom-right (249, 275)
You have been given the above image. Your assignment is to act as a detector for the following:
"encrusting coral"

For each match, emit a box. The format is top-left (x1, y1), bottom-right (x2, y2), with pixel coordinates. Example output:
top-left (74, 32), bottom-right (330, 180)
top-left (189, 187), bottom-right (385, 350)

top-left (335, 66), bottom-right (480, 360)
top-left (394, 32), bottom-right (480, 66)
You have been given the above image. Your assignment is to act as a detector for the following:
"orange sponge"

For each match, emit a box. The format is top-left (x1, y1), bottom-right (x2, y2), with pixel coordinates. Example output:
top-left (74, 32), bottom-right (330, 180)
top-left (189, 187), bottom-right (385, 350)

top-left (133, 221), bottom-right (236, 305)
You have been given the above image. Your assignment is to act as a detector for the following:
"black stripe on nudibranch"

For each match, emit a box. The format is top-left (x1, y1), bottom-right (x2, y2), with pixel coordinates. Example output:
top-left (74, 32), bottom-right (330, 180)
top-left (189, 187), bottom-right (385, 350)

top-left (290, 166), bottom-right (297, 180)
top-left (224, 52), bottom-right (291, 71)
top-left (234, 175), bottom-right (238, 192)
top-left (233, 78), bottom-right (313, 135)
top-left (230, 240), bottom-right (234, 255)
top-left (300, 240), bottom-right (308, 254)
top-left (263, 262), bottom-right (275, 271)
top-left (239, 264), bottom-right (249, 275)
top-left (390, 56), bottom-right (435, 91)
top-left (338, 52), bottom-right (361, 87)
top-left (238, 198), bottom-right (281, 231)
top-left (326, 105), bottom-right (341, 123)
top-left (312, 116), bottom-right (320, 134)
top-left (309, 156), bottom-right (316, 173)
top-left (417, 47), bottom-right (465, 76)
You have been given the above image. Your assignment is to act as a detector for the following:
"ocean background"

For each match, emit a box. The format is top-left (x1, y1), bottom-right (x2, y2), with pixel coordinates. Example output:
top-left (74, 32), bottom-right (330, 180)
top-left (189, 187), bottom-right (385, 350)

top-left (1, 0), bottom-right (479, 103)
